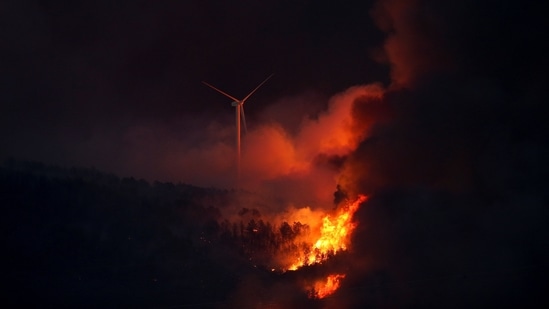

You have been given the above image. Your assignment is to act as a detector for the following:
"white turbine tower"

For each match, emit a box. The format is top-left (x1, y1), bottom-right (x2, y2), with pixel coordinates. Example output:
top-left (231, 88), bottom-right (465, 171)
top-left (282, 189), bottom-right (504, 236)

top-left (202, 74), bottom-right (273, 184)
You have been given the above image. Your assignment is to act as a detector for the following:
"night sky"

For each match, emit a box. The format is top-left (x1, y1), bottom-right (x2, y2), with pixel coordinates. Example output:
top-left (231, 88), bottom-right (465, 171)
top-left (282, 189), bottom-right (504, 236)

top-left (2, 0), bottom-right (549, 308)
top-left (2, 0), bottom-right (546, 184)
top-left (1, 0), bottom-right (387, 181)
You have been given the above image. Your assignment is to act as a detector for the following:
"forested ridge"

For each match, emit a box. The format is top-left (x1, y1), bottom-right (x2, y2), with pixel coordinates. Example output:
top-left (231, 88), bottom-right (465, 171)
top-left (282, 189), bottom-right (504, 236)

top-left (1, 159), bottom-right (319, 307)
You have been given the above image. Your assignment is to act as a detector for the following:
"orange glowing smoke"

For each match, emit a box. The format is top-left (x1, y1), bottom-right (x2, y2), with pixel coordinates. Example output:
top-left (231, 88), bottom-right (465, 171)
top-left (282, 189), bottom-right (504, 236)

top-left (288, 194), bottom-right (367, 270)
top-left (308, 273), bottom-right (346, 299)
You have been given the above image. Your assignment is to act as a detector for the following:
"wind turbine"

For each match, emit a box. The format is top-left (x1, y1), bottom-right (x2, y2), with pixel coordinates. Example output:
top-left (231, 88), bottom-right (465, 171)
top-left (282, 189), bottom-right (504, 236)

top-left (202, 74), bottom-right (273, 183)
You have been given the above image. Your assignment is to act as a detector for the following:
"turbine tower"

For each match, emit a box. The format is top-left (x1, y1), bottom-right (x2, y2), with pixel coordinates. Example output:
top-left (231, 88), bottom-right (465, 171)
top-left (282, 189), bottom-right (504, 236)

top-left (202, 74), bottom-right (273, 183)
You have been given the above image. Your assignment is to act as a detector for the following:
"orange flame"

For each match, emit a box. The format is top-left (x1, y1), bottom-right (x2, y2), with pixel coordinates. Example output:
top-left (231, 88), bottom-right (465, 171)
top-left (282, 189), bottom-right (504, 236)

top-left (309, 273), bottom-right (346, 299)
top-left (288, 194), bottom-right (367, 270)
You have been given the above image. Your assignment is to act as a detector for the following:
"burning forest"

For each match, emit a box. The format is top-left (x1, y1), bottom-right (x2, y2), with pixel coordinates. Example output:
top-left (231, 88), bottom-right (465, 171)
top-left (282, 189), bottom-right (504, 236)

top-left (2, 0), bottom-right (548, 308)
top-left (211, 194), bottom-right (368, 298)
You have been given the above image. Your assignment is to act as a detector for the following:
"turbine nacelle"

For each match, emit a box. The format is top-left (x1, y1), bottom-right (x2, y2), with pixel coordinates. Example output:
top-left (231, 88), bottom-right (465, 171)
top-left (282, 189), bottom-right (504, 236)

top-left (203, 74), bottom-right (273, 133)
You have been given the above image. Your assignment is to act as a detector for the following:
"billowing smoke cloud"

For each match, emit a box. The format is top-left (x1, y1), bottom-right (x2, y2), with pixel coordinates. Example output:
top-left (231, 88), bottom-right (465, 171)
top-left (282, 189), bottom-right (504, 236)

top-left (22, 83), bottom-right (384, 211)
top-left (239, 84), bottom-right (384, 207)
top-left (176, 85), bottom-right (384, 209)
top-left (335, 0), bottom-right (549, 307)
top-left (370, 0), bottom-right (454, 87)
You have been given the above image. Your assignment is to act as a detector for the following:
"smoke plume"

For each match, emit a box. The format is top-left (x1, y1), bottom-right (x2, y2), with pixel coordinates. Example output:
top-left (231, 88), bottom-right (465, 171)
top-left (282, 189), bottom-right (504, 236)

top-left (334, 0), bottom-right (549, 307)
top-left (73, 83), bottom-right (386, 210)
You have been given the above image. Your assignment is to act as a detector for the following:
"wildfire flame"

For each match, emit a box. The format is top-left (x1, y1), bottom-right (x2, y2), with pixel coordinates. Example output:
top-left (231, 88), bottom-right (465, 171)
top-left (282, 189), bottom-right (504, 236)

top-left (288, 194), bottom-right (367, 270)
top-left (308, 273), bottom-right (346, 299)
top-left (224, 193), bottom-right (367, 299)
top-left (278, 194), bottom-right (367, 299)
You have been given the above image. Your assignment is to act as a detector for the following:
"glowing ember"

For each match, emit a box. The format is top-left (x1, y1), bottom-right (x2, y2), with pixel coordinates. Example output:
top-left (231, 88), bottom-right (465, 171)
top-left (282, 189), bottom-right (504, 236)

top-left (288, 194), bottom-right (367, 270)
top-left (308, 273), bottom-right (346, 299)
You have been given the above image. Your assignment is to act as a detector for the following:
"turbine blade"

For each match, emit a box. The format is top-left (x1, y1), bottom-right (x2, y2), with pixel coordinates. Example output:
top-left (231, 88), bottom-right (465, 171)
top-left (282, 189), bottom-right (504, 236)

top-left (240, 104), bottom-right (248, 135)
top-left (202, 81), bottom-right (241, 103)
top-left (241, 73), bottom-right (274, 103)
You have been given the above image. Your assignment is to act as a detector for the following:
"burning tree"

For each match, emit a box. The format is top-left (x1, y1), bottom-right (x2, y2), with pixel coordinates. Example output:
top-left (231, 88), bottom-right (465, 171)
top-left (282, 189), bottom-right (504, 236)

top-left (213, 194), bottom-right (368, 299)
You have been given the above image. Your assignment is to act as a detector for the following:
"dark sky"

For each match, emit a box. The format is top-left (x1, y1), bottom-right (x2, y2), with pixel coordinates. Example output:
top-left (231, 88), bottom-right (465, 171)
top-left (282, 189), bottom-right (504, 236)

top-left (0, 0), bottom-right (394, 183)
top-left (2, 0), bottom-right (548, 197)
top-left (3, 0), bottom-right (546, 186)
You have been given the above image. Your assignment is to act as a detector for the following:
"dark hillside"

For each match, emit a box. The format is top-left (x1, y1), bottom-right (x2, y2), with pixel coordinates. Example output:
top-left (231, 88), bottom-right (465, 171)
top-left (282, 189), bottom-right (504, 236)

top-left (1, 159), bottom-right (239, 307)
